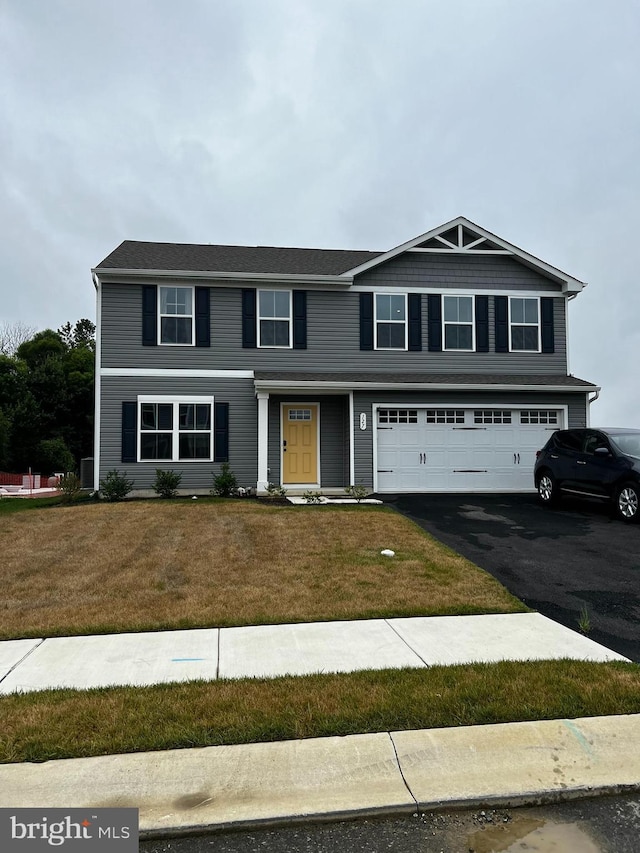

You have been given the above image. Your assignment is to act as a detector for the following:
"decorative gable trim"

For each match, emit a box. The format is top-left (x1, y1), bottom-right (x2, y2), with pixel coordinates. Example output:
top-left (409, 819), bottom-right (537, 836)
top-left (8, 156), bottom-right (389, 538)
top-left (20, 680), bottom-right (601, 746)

top-left (343, 216), bottom-right (586, 295)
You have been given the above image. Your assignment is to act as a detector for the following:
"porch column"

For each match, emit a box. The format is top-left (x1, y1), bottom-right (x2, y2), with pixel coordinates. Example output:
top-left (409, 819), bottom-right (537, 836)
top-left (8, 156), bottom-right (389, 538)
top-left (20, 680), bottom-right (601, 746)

top-left (257, 392), bottom-right (270, 494)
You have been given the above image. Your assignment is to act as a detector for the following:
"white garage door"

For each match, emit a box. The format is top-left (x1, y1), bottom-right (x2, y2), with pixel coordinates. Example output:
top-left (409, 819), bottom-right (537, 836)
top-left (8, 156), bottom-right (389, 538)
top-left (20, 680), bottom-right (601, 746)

top-left (375, 407), bottom-right (562, 493)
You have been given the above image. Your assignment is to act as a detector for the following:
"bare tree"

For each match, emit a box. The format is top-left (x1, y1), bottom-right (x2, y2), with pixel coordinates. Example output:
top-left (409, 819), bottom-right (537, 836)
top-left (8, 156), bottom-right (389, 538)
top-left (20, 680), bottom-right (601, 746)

top-left (0, 322), bottom-right (37, 356)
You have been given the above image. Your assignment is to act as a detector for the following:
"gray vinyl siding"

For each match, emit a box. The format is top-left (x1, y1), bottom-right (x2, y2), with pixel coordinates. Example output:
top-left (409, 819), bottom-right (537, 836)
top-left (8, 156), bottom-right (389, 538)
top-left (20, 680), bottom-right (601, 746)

top-left (351, 390), bottom-right (589, 488)
top-left (357, 253), bottom-right (561, 291)
top-left (99, 376), bottom-right (257, 491)
top-left (100, 282), bottom-right (567, 375)
top-left (267, 395), bottom-right (349, 487)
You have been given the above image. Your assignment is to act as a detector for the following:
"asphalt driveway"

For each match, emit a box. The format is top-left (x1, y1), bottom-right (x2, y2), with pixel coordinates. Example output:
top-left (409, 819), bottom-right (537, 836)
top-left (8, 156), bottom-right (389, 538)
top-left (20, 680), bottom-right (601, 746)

top-left (384, 493), bottom-right (640, 662)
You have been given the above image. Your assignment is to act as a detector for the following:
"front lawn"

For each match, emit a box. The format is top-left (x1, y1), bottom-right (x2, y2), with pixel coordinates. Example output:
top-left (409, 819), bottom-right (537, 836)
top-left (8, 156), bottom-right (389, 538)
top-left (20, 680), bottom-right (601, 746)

top-left (0, 499), bottom-right (525, 639)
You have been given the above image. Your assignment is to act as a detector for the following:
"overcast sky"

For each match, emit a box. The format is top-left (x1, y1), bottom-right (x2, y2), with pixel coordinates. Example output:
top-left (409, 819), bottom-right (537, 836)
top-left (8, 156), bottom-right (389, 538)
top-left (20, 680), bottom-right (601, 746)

top-left (1, 0), bottom-right (639, 425)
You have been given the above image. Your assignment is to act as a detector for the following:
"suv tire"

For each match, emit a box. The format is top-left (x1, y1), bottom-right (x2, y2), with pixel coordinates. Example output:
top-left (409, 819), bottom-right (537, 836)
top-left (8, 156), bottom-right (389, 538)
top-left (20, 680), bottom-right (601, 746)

top-left (615, 483), bottom-right (640, 523)
top-left (537, 471), bottom-right (559, 506)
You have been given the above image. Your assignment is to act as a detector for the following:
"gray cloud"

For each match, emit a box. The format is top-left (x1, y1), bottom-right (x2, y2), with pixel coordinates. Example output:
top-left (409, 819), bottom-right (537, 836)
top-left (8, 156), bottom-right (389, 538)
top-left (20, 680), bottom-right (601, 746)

top-left (1, 0), bottom-right (639, 423)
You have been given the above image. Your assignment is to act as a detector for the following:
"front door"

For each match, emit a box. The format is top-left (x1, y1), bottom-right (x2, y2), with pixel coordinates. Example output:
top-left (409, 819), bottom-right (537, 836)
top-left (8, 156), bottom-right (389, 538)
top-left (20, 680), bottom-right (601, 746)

top-left (282, 404), bottom-right (319, 485)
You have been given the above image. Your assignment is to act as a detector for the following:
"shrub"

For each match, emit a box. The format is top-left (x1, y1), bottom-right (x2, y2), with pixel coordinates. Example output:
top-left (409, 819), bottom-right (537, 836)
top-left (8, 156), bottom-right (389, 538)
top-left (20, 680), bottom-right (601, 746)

top-left (345, 484), bottom-right (369, 503)
top-left (59, 472), bottom-right (82, 503)
top-left (152, 469), bottom-right (182, 499)
top-left (35, 437), bottom-right (75, 475)
top-left (99, 469), bottom-right (134, 502)
top-left (266, 482), bottom-right (287, 498)
top-left (211, 462), bottom-right (238, 497)
top-left (303, 490), bottom-right (324, 504)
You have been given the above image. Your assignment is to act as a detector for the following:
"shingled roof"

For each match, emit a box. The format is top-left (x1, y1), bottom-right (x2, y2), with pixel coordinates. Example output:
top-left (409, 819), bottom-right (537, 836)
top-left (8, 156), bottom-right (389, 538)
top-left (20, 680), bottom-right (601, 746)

top-left (253, 371), bottom-right (598, 388)
top-left (96, 241), bottom-right (381, 276)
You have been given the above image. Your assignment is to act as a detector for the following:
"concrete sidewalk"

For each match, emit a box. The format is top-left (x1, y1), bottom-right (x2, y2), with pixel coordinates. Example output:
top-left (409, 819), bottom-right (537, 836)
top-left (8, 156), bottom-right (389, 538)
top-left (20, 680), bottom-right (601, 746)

top-left (1, 715), bottom-right (639, 837)
top-left (0, 612), bottom-right (628, 694)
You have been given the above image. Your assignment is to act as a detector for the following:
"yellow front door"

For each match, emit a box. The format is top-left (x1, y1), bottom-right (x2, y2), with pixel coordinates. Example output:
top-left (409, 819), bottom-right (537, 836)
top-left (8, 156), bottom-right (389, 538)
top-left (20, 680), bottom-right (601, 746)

top-left (282, 404), bottom-right (319, 485)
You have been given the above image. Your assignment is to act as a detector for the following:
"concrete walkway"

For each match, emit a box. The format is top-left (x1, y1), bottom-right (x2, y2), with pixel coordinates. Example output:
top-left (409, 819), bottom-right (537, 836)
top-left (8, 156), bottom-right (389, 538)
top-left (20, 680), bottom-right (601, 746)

top-left (0, 614), bottom-right (636, 838)
top-left (0, 612), bottom-right (628, 694)
top-left (1, 715), bottom-right (639, 836)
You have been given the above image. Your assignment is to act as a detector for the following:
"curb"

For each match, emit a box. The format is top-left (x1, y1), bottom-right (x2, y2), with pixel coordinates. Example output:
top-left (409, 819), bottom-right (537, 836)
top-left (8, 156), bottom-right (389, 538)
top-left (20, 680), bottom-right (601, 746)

top-left (1, 715), bottom-right (639, 838)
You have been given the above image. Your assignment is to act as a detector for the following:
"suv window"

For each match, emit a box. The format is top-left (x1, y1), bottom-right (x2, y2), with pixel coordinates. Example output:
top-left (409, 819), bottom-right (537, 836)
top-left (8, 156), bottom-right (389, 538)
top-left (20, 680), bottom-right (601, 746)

top-left (584, 433), bottom-right (611, 455)
top-left (553, 430), bottom-right (584, 452)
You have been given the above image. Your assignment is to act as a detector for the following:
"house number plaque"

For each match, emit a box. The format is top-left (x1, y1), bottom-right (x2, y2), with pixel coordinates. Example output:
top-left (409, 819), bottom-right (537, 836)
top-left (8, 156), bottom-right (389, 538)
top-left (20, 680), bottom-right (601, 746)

top-left (359, 413), bottom-right (367, 430)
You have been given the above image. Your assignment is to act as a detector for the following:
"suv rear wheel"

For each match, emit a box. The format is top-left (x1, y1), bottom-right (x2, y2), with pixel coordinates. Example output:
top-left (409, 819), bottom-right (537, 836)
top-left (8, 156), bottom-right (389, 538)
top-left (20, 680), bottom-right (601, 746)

top-left (537, 471), bottom-right (558, 506)
top-left (615, 483), bottom-right (640, 523)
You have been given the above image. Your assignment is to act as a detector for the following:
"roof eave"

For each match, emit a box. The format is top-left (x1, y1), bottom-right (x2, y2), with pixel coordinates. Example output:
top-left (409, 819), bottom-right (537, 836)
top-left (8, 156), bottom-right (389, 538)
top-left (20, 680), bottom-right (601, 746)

top-left (254, 379), bottom-right (599, 393)
top-left (91, 268), bottom-right (354, 286)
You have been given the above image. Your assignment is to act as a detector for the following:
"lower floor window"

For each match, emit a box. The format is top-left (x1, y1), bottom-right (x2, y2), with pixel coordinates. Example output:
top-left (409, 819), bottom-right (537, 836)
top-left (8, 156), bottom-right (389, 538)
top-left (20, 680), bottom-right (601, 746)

top-left (139, 397), bottom-right (213, 461)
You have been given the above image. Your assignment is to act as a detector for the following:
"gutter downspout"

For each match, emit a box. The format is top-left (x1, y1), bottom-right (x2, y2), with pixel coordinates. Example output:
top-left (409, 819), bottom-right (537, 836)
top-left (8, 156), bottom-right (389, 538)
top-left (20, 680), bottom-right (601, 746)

top-left (587, 389), bottom-right (600, 427)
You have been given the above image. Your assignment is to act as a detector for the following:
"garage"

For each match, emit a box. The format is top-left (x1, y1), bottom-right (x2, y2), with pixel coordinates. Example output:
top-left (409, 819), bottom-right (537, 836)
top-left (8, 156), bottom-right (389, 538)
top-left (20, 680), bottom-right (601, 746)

top-left (374, 406), bottom-right (564, 492)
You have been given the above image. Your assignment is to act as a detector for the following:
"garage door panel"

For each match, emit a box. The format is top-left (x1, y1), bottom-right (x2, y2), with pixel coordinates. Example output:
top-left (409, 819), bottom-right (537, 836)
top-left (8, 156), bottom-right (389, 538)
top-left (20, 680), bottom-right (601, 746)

top-left (375, 407), bottom-right (563, 493)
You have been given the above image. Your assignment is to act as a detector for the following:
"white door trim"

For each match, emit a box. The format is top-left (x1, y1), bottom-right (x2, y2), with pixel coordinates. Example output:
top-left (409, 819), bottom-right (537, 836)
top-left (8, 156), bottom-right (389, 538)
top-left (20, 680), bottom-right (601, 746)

top-left (280, 401), bottom-right (321, 488)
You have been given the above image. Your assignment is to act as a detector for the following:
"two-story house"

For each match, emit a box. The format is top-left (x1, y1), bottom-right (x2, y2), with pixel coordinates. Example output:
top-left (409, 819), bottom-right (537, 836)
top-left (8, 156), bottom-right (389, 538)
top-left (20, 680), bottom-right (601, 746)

top-left (92, 216), bottom-right (598, 496)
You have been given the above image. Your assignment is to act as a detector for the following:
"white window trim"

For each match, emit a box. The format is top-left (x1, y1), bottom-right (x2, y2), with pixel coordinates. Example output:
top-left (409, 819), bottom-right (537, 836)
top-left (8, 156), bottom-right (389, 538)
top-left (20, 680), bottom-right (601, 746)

top-left (442, 294), bottom-right (476, 352)
top-left (258, 289), bottom-right (292, 348)
top-left (137, 395), bottom-right (214, 463)
top-left (374, 292), bottom-right (408, 351)
top-left (158, 285), bottom-right (195, 346)
top-left (508, 296), bottom-right (541, 353)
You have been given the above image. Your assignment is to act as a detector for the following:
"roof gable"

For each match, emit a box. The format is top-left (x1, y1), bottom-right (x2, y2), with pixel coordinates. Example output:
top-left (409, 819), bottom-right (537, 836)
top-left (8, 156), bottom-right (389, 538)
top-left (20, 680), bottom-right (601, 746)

top-left (343, 216), bottom-right (586, 294)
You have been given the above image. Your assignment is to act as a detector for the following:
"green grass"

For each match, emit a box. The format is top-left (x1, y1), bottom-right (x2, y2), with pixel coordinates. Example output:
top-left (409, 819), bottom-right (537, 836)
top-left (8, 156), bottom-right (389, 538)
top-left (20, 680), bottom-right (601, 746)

top-left (2, 660), bottom-right (639, 764)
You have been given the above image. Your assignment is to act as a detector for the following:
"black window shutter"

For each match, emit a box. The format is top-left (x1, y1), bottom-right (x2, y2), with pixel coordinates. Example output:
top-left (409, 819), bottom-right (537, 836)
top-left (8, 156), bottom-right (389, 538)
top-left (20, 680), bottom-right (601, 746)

top-left (142, 285), bottom-right (157, 346)
top-left (292, 290), bottom-right (307, 349)
top-left (475, 296), bottom-right (489, 352)
top-left (407, 293), bottom-right (422, 351)
top-left (541, 297), bottom-right (555, 353)
top-left (121, 401), bottom-right (137, 463)
top-left (195, 287), bottom-right (210, 347)
top-left (242, 289), bottom-right (257, 348)
top-left (214, 402), bottom-right (229, 462)
top-left (427, 294), bottom-right (442, 352)
top-left (494, 296), bottom-right (509, 353)
top-left (359, 293), bottom-right (374, 350)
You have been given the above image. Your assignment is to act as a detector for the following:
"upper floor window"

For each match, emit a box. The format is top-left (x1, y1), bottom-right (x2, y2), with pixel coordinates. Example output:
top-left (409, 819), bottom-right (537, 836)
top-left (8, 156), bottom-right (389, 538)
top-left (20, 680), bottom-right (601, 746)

top-left (159, 286), bottom-right (194, 345)
top-left (443, 296), bottom-right (474, 350)
top-left (375, 293), bottom-right (407, 349)
top-left (510, 297), bottom-right (540, 351)
top-left (138, 396), bottom-right (213, 461)
top-left (259, 290), bottom-right (291, 347)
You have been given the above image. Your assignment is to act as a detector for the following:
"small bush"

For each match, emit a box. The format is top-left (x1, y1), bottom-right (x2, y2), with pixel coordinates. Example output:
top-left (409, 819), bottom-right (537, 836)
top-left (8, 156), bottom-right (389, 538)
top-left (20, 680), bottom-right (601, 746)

top-left (266, 483), bottom-right (287, 498)
top-left (303, 490), bottom-right (324, 504)
top-left (152, 469), bottom-right (182, 499)
top-left (99, 469), bottom-right (134, 502)
top-left (59, 472), bottom-right (82, 503)
top-left (345, 484), bottom-right (369, 503)
top-left (211, 462), bottom-right (238, 497)
top-left (35, 437), bottom-right (75, 476)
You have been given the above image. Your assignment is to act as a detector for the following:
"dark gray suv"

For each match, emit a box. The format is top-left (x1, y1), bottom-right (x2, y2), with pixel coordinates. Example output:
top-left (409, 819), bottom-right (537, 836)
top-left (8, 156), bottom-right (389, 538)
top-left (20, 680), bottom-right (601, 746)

top-left (534, 428), bottom-right (640, 523)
